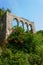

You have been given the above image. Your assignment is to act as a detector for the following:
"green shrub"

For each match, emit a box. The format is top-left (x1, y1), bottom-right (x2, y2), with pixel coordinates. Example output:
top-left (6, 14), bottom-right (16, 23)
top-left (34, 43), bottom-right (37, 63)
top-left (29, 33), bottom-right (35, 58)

top-left (7, 26), bottom-right (35, 53)
top-left (0, 46), bottom-right (30, 65)
top-left (0, 27), bottom-right (43, 65)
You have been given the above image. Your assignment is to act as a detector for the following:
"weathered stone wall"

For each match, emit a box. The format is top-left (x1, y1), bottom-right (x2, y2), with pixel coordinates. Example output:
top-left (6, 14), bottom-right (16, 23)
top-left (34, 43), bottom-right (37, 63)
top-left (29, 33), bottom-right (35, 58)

top-left (0, 13), bottom-right (6, 43)
top-left (6, 12), bottom-right (35, 38)
top-left (0, 12), bottom-right (35, 43)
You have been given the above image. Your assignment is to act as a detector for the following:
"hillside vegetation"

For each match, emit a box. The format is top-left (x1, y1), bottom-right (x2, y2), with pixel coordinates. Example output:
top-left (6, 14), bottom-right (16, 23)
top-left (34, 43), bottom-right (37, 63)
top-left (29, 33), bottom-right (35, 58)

top-left (0, 26), bottom-right (43, 65)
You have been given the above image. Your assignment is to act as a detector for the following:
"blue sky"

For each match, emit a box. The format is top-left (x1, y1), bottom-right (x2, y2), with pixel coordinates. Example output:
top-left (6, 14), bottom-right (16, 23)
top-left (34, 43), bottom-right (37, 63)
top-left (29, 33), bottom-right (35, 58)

top-left (0, 0), bottom-right (43, 31)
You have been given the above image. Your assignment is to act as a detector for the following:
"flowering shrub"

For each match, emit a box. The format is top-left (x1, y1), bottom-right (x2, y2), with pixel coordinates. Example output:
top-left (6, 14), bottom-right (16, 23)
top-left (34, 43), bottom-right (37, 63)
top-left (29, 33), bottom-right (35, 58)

top-left (7, 26), bottom-right (34, 53)
top-left (12, 28), bottom-right (14, 32)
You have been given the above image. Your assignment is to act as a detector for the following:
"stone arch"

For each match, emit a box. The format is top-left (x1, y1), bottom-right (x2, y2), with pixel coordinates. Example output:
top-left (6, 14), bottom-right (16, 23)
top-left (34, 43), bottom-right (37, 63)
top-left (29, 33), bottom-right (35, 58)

top-left (19, 20), bottom-right (24, 28)
top-left (12, 18), bottom-right (19, 28)
top-left (29, 24), bottom-right (33, 32)
top-left (24, 22), bottom-right (28, 31)
top-left (5, 12), bottom-right (35, 39)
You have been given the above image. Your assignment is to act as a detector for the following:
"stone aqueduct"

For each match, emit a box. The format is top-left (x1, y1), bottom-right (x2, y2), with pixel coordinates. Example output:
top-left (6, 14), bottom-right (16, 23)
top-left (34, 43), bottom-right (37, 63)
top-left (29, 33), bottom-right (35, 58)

top-left (0, 12), bottom-right (35, 42)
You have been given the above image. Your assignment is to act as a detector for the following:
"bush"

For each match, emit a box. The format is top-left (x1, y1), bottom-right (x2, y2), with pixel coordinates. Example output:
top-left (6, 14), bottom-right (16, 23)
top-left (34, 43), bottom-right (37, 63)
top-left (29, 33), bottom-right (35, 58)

top-left (0, 27), bottom-right (43, 65)
top-left (0, 46), bottom-right (30, 65)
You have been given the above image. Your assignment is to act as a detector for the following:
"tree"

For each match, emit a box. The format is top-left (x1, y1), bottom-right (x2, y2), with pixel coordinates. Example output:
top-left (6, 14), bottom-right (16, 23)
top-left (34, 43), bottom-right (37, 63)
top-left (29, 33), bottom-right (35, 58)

top-left (0, 8), bottom-right (5, 17)
top-left (37, 30), bottom-right (43, 36)
top-left (7, 26), bottom-right (34, 53)
top-left (6, 8), bottom-right (11, 13)
top-left (0, 8), bottom-right (11, 17)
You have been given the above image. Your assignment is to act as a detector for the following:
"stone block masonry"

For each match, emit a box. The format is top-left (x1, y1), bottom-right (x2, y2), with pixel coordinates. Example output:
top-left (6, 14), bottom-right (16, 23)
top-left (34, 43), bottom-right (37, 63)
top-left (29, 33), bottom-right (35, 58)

top-left (0, 12), bottom-right (35, 43)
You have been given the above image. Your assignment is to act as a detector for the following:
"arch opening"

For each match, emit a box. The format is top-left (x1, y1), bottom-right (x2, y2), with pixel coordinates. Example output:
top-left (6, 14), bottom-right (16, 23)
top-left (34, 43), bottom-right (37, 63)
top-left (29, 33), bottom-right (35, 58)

top-left (12, 18), bottom-right (19, 28)
top-left (24, 23), bottom-right (27, 31)
top-left (29, 24), bottom-right (32, 31)
top-left (19, 20), bottom-right (23, 28)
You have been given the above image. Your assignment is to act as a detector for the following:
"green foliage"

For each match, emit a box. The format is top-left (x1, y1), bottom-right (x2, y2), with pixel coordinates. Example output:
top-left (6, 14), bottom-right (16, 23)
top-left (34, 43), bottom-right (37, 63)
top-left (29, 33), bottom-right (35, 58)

top-left (8, 26), bottom-right (34, 53)
top-left (0, 8), bottom-right (11, 17)
top-left (0, 27), bottom-right (43, 65)
top-left (0, 8), bottom-right (5, 17)
top-left (6, 8), bottom-right (11, 13)
top-left (37, 30), bottom-right (43, 36)
top-left (0, 46), bottom-right (30, 65)
top-left (32, 33), bottom-right (43, 65)
top-left (28, 53), bottom-right (41, 65)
